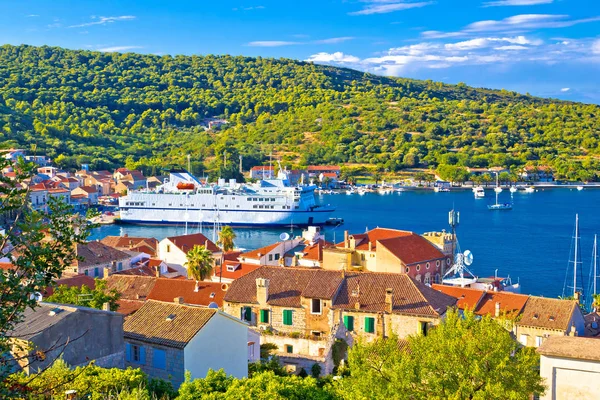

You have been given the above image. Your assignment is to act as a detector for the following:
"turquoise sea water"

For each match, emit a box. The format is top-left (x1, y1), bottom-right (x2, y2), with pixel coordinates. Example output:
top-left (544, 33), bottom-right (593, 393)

top-left (89, 188), bottom-right (600, 299)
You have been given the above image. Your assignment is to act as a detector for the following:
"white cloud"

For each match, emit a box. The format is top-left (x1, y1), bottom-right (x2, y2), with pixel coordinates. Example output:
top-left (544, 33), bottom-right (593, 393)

top-left (306, 52), bottom-right (361, 63)
top-left (26, 14), bottom-right (40, 17)
top-left (593, 39), bottom-right (600, 54)
top-left (68, 16), bottom-right (136, 28)
top-left (444, 36), bottom-right (541, 50)
top-left (247, 41), bottom-right (301, 47)
top-left (96, 46), bottom-right (143, 52)
top-left (561, 87), bottom-right (570, 92)
top-left (315, 37), bottom-right (355, 44)
top-left (483, 0), bottom-right (553, 7)
top-left (494, 45), bottom-right (529, 50)
top-left (233, 5), bottom-right (265, 11)
top-left (349, 1), bottom-right (434, 16)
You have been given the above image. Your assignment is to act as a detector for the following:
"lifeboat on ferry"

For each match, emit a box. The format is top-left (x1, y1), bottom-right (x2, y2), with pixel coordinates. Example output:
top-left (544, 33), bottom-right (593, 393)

top-left (176, 182), bottom-right (196, 190)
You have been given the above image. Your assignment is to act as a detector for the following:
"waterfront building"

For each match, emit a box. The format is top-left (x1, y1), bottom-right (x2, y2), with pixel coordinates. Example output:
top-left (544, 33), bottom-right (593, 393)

top-left (537, 336), bottom-right (600, 400)
top-left (322, 228), bottom-right (447, 284)
top-left (519, 165), bottom-right (554, 182)
top-left (158, 232), bottom-right (222, 275)
top-left (8, 302), bottom-right (124, 373)
top-left (515, 297), bottom-right (585, 348)
top-left (306, 165), bottom-right (341, 178)
top-left (123, 300), bottom-right (249, 388)
top-left (223, 266), bottom-right (455, 374)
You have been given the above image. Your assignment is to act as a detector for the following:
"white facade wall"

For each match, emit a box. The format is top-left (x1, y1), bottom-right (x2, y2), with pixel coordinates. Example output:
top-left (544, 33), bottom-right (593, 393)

top-left (184, 312), bottom-right (248, 379)
top-left (158, 239), bottom-right (188, 272)
top-left (261, 335), bottom-right (329, 358)
top-left (248, 329), bottom-right (261, 363)
top-left (540, 355), bottom-right (600, 400)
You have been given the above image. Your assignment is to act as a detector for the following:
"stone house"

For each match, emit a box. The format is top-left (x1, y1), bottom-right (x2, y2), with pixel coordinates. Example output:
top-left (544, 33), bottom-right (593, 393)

top-left (101, 235), bottom-right (159, 257)
top-left (223, 266), bottom-right (456, 374)
top-left (515, 297), bottom-right (585, 348)
top-left (323, 228), bottom-right (448, 284)
top-left (8, 302), bottom-right (124, 374)
top-left (537, 336), bottom-right (600, 400)
top-left (71, 185), bottom-right (99, 205)
top-left (158, 233), bottom-right (222, 274)
top-left (66, 241), bottom-right (133, 278)
top-left (123, 300), bottom-right (249, 388)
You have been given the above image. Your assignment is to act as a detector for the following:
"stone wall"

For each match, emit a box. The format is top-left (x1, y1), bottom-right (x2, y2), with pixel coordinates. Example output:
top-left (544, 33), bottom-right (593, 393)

top-left (125, 339), bottom-right (185, 388)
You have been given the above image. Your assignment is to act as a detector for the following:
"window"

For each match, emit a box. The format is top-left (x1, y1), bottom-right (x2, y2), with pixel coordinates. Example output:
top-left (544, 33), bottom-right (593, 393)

top-left (405, 267), bottom-right (409, 273)
top-left (364, 317), bottom-right (375, 334)
top-left (311, 299), bottom-right (322, 315)
top-left (126, 343), bottom-right (146, 365)
top-left (84, 269), bottom-right (89, 276)
top-left (286, 345), bottom-right (293, 353)
top-left (436, 260), bottom-right (441, 268)
top-left (283, 310), bottom-right (293, 326)
top-left (94, 267), bottom-right (99, 277)
top-left (153, 348), bottom-right (166, 369)
top-left (118, 262), bottom-right (123, 271)
top-left (260, 309), bottom-right (269, 324)
top-left (535, 336), bottom-right (543, 347)
top-left (416, 264), bottom-right (421, 271)
top-left (343, 315), bottom-right (354, 331)
top-left (426, 262), bottom-right (430, 270)
top-left (519, 334), bottom-right (528, 346)
top-left (424, 274), bottom-right (431, 285)
top-left (166, 245), bottom-right (171, 253)
top-left (268, 254), bottom-right (273, 261)
top-left (241, 307), bottom-right (252, 322)
top-left (274, 253), bottom-right (280, 260)
top-left (420, 321), bottom-right (428, 336)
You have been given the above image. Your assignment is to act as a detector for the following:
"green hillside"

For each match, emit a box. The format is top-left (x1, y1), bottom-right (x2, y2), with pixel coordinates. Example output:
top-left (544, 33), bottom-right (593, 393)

top-left (0, 44), bottom-right (599, 180)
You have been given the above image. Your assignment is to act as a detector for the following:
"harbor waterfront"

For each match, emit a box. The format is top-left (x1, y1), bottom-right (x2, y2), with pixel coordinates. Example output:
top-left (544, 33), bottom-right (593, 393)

top-left (90, 187), bottom-right (600, 299)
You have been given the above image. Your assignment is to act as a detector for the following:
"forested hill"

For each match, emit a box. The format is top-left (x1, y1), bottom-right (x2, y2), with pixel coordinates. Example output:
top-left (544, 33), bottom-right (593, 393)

top-left (1, 44), bottom-right (599, 180)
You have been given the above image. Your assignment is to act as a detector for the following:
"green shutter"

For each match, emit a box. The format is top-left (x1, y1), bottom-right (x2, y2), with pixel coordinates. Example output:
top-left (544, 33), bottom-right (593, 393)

top-left (365, 317), bottom-right (375, 333)
top-left (260, 309), bottom-right (269, 323)
top-left (283, 310), bottom-right (292, 325)
top-left (343, 315), bottom-right (354, 331)
top-left (244, 307), bottom-right (252, 321)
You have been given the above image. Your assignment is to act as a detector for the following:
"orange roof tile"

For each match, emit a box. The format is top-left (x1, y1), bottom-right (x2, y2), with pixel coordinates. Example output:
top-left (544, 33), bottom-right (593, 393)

top-left (166, 233), bottom-right (220, 253)
top-left (147, 279), bottom-right (228, 308)
top-left (240, 242), bottom-right (280, 260)
top-left (377, 234), bottom-right (445, 265)
top-left (215, 261), bottom-right (262, 280)
top-left (518, 297), bottom-right (581, 331)
top-left (474, 291), bottom-right (529, 318)
top-left (431, 284), bottom-right (485, 310)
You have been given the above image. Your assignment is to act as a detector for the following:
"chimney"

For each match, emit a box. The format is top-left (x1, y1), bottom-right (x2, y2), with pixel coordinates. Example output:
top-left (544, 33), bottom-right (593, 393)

top-left (354, 302), bottom-right (361, 310)
top-left (155, 266), bottom-right (160, 278)
top-left (368, 241), bottom-right (373, 252)
top-left (174, 297), bottom-right (184, 304)
top-left (256, 278), bottom-right (269, 305)
top-left (103, 267), bottom-right (111, 279)
top-left (102, 302), bottom-right (110, 311)
top-left (570, 325), bottom-right (577, 337)
top-left (205, 239), bottom-right (209, 250)
top-left (344, 231), bottom-right (349, 248)
top-left (574, 291), bottom-right (580, 303)
top-left (494, 302), bottom-right (501, 318)
top-left (385, 288), bottom-right (393, 313)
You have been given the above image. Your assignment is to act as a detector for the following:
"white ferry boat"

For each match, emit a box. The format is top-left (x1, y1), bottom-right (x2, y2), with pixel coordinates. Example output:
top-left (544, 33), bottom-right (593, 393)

top-left (118, 168), bottom-right (335, 227)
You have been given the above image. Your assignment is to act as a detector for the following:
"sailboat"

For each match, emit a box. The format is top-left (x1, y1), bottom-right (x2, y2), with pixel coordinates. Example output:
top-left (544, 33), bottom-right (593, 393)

top-left (488, 172), bottom-right (512, 210)
top-left (586, 234), bottom-right (598, 311)
top-left (563, 214), bottom-right (585, 301)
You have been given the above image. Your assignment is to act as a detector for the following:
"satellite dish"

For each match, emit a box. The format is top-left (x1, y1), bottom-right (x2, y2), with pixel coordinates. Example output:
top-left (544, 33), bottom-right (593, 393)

top-left (463, 250), bottom-right (474, 266)
top-left (280, 232), bottom-right (290, 241)
top-left (208, 302), bottom-right (219, 309)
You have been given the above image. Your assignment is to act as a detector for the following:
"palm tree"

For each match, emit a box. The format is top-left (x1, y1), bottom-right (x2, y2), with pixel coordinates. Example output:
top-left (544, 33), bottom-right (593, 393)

top-left (218, 225), bottom-right (236, 252)
top-left (185, 245), bottom-right (214, 291)
top-left (322, 176), bottom-right (332, 189)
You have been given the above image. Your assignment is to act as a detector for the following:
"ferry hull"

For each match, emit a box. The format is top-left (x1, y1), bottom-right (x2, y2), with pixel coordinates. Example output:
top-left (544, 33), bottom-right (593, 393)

top-left (118, 207), bottom-right (335, 227)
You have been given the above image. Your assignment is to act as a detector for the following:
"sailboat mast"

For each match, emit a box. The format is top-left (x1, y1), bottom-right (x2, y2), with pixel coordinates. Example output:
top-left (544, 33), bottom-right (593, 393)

top-left (594, 234), bottom-right (597, 296)
top-left (574, 214), bottom-right (579, 298)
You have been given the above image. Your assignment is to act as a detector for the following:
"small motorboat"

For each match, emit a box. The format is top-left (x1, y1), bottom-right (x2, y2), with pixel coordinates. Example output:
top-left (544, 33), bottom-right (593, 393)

top-left (525, 186), bottom-right (535, 193)
top-left (577, 186), bottom-right (584, 191)
top-left (473, 186), bottom-right (485, 198)
top-left (509, 186), bottom-right (517, 193)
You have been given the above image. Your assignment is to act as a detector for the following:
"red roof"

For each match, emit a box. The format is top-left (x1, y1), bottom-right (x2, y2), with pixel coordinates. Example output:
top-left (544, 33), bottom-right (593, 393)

top-left (116, 299), bottom-right (145, 315)
top-left (215, 261), bottom-right (262, 280)
top-left (147, 278), bottom-right (228, 307)
top-left (166, 233), bottom-right (220, 253)
top-left (250, 166), bottom-right (274, 171)
top-left (44, 274), bottom-right (96, 297)
top-left (336, 228), bottom-right (413, 252)
top-left (77, 185), bottom-right (97, 194)
top-left (321, 172), bottom-right (338, 178)
top-left (431, 284), bottom-right (485, 310)
top-left (300, 239), bottom-right (332, 261)
top-left (474, 291), bottom-right (529, 318)
top-left (0, 262), bottom-right (15, 271)
top-left (378, 234), bottom-right (445, 264)
top-left (240, 242), bottom-right (280, 260)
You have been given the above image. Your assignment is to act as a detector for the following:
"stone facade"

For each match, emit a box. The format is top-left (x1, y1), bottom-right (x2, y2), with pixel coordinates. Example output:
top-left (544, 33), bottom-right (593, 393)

top-left (125, 339), bottom-right (185, 387)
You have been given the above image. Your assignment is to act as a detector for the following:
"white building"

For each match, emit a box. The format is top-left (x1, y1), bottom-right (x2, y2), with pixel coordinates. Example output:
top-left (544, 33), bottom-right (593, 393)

top-left (158, 233), bottom-right (222, 274)
top-left (537, 336), bottom-right (600, 400)
top-left (123, 299), bottom-right (249, 388)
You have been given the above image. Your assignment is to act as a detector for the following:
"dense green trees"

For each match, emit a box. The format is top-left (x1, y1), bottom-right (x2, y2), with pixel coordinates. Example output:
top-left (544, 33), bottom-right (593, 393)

top-left (46, 279), bottom-right (121, 311)
top-left (335, 310), bottom-right (545, 400)
top-left (1, 44), bottom-right (599, 179)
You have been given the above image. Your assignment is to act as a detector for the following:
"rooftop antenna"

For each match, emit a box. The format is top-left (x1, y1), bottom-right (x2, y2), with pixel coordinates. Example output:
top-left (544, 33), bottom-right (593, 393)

top-left (448, 208), bottom-right (459, 276)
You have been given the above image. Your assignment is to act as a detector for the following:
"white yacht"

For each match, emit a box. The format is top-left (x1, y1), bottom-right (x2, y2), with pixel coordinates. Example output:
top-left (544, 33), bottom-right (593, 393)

top-left (473, 186), bottom-right (485, 198)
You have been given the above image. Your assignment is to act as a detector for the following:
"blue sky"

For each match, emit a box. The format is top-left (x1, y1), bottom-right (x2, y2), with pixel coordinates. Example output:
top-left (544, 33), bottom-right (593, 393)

top-left (2, 0), bottom-right (600, 103)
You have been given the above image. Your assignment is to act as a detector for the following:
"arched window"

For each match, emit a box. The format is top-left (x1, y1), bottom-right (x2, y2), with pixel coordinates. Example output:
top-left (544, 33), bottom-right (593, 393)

top-left (416, 264), bottom-right (421, 271)
top-left (405, 267), bottom-right (410, 273)
top-left (424, 274), bottom-right (431, 285)
top-left (426, 262), bottom-right (430, 270)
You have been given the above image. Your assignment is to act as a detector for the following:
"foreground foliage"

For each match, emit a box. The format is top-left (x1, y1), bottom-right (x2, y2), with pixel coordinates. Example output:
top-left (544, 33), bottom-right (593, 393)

top-left (1, 45), bottom-right (599, 179)
top-left (336, 310), bottom-right (545, 400)
top-left (46, 278), bottom-right (121, 311)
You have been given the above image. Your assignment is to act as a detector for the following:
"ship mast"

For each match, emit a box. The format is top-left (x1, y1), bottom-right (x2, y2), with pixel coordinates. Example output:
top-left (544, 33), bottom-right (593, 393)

top-left (574, 214), bottom-right (579, 298)
top-left (594, 234), bottom-right (598, 297)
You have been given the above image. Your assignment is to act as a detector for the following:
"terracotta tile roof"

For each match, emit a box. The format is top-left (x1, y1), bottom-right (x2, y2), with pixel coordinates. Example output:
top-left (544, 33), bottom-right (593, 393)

top-left (474, 291), bottom-right (529, 319)
top-left (215, 261), bottom-right (262, 280)
top-left (517, 296), bottom-right (580, 331)
top-left (223, 251), bottom-right (242, 261)
top-left (114, 264), bottom-right (178, 277)
top-left (0, 262), bottom-right (15, 271)
top-left (100, 236), bottom-right (158, 256)
top-left (105, 275), bottom-right (156, 300)
top-left (116, 299), bottom-right (145, 316)
top-left (431, 284), bottom-right (485, 310)
top-left (224, 266), bottom-right (344, 307)
top-left (166, 233), bottom-right (220, 253)
top-left (321, 172), bottom-right (338, 178)
top-left (332, 272), bottom-right (456, 317)
top-left (335, 228), bottom-right (413, 252)
top-left (75, 242), bottom-right (131, 268)
top-left (251, 166), bottom-right (274, 171)
top-left (537, 336), bottom-right (600, 362)
top-left (77, 185), bottom-right (97, 194)
top-left (299, 239), bottom-right (332, 262)
top-left (240, 242), bottom-right (280, 260)
top-left (147, 279), bottom-right (228, 307)
top-left (123, 300), bottom-right (216, 349)
top-left (377, 234), bottom-right (445, 265)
